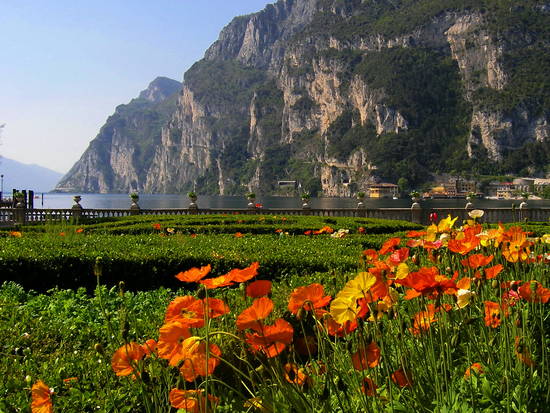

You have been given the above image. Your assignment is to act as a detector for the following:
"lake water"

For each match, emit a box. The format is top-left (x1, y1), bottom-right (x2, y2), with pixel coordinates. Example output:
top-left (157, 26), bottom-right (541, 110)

top-left (30, 193), bottom-right (550, 210)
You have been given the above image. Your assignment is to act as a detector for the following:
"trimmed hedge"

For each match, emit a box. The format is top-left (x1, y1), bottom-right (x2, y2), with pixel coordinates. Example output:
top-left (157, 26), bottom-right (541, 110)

top-left (0, 232), bottom-right (394, 291)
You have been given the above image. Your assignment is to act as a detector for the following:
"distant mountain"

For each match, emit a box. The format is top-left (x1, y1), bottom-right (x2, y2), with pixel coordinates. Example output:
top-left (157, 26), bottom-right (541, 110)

top-left (0, 157), bottom-right (64, 194)
top-left (55, 76), bottom-right (181, 193)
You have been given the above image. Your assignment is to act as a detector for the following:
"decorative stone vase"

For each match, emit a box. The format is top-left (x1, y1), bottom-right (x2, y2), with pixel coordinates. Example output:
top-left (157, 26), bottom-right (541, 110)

top-left (188, 193), bottom-right (198, 209)
top-left (72, 195), bottom-right (83, 209)
top-left (246, 193), bottom-right (256, 209)
top-left (129, 194), bottom-right (140, 211)
top-left (356, 192), bottom-right (366, 209)
top-left (301, 194), bottom-right (311, 209)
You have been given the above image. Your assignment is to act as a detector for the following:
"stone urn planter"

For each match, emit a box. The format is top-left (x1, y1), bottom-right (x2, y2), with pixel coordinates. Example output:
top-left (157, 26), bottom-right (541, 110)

top-left (129, 193), bottom-right (140, 211)
top-left (246, 193), bottom-right (256, 209)
top-left (188, 192), bottom-right (198, 209)
top-left (14, 191), bottom-right (25, 207)
top-left (356, 192), bottom-right (366, 209)
top-left (301, 193), bottom-right (311, 209)
top-left (72, 195), bottom-right (83, 209)
top-left (409, 191), bottom-right (420, 209)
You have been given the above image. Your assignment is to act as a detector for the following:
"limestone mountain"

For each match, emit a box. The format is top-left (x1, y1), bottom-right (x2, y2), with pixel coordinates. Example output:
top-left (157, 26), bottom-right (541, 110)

top-left (59, 0), bottom-right (549, 195)
top-left (55, 77), bottom-right (181, 193)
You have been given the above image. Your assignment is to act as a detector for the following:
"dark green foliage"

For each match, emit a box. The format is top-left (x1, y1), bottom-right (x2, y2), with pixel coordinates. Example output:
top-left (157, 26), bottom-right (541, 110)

top-left (326, 109), bottom-right (377, 161)
top-left (0, 215), bottom-right (420, 291)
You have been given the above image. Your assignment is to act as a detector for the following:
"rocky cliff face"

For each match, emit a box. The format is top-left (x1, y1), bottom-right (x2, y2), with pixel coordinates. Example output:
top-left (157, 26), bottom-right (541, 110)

top-left (60, 0), bottom-right (550, 194)
top-left (55, 77), bottom-right (181, 193)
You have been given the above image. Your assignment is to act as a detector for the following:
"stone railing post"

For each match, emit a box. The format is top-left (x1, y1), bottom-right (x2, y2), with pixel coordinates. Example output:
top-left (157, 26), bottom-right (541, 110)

top-left (14, 196), bottom-right (26, 225)
top-left (411, 198), bottom-right (422, 224)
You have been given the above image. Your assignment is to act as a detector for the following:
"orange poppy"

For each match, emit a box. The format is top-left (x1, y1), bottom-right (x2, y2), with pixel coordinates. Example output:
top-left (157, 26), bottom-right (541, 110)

top-left (323, 316), bottom-right (358, 337)
top-left (227, 262), bottom-right (260, 283)
top-left (362, 249), bottom-right (379, 262)
top-left (514, 336), bottom-right (535, 367)
top-left (361, 377), bottom-right (377, 396)
top-left (484, 301), bottom-right (501, 328)
top-left (245, 318), bottom-right (294, 357)
top-left (246, 280), bottom-right (272, 298)
top-left (351, 341), bottom-right (381, 370)
top-left (358, 226), bottom-right (366, 234)
top-left (111, 342), bottom-right (146, 377)
top-left (379, 237), bottom-right (401, 255)
top-left (234, 232), bottom-right (244, 238)
top-left (165, 296), bottom-right (205, 327)
top-left (157, 321), bottom-right (192, 366)
top-left (152, 223), bottom-right (161, 230)
top-left (460, 254), bottom-right (494, 269)
top-left (284, 363), bottom-right (311, 386)
top-left (313, 226), bottom-right (334, 235)
top-left (518, 281), bottom-right (550, 304)
top-left (141, 339), bottom-right (157, 356)
top-left (169, 388), bottom-right (219, 412)
top-left (410, 304), bottom-right (438, 335)
top-left (288, 283), bottom-right (331, 315)
top-left (447, 228), bottom-right (480, 255)
top-left (484, 264), bottom-right (504, 280)
top-left (178, 337), bottom-right (222, 382)
top-left (304, 230), bottom-right (312, 235)
top-left (397, 267), bottom-right (457, 299)
top-left (199, 274), bottom-right (235, 289)
top-left (236, 297), bottom-right (274, 331)
top-left (31, 380), bottom-right (53, 413)
top-left (175, 265), bottom-right (212, 282)
top-left (391, 368), bottom-right (413, 387)
top-left (464, 362), bottom-right (484, 379)
top-left (202, 298), bottom-right (231, 319)
top-left (75, 228), bottom-right (84, 234)
top-left (10, 231), bottom-right (22, 237)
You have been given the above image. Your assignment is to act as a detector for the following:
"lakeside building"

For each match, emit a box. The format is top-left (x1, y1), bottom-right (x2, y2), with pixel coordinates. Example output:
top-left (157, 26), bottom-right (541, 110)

top-left (428, 178), bottom-right (477, 198)
top-left (368, 183), bottom-right (398, 198)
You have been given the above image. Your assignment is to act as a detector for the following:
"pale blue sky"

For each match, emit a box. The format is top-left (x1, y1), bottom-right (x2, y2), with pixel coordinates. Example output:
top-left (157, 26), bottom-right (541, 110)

top-left (0, 0), bottom-right (274, 173)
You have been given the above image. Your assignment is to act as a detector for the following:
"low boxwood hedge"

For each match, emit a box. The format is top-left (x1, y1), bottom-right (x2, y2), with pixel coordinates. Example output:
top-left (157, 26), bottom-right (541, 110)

top-left (0, 232), bottom-right (394, 291)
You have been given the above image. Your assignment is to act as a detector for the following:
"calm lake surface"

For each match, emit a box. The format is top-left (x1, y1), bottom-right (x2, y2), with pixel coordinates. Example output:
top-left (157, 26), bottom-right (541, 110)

top-left (33, 193), bottom-right (550, 210)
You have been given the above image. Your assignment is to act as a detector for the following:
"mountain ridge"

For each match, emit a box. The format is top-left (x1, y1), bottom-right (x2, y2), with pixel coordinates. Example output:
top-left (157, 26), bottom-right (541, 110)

top-left (57, 0), bottom-right (550, 195)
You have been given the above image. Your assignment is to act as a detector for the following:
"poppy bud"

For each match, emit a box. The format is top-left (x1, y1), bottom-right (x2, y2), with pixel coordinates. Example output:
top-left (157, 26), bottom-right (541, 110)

top-left (118, 281), bottom-right (125, 296)
top-left (93, 257), bottom-right (103, 278)
top-left (197, 285), bottom-right (207, 300)
top-left (94, 343), bottom-right (105, 356)
top-left (491, 280), bottom-right (499, 289)
top-left (121, 320), bottom-right (129, 340)
top-left (296, 308), bottom-right (306, 320)
top-left (25, 375), bottom-right (32, 384)
top-left (412, 255), bottom-right (419, 265)
top-left (337, 378), bottom-right (347, 393)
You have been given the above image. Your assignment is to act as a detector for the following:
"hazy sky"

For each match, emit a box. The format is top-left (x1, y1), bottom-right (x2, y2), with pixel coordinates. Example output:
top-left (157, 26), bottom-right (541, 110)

top-left (0, 0), bottom-right (274, 174)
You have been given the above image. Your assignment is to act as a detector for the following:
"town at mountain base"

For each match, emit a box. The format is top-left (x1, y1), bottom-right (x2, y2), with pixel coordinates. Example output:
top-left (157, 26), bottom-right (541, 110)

top-left (55, 0), bottom-right (550, 197)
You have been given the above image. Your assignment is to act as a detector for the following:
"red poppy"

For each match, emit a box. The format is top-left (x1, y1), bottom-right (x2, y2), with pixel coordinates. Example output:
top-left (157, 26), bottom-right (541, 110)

top-left (361, 377), bottom-right (377, 396)
top-left (304, 230), bottom-right (312, 235)
top-left (518, 281), bottom-right (550, 303)
top-left (111, 342), bottom-right (146, 377)
top-left (175, 265), bottom-right (212, 282)
top-left (391, 368), bottom-right (413, 387)
top-left (358, 226), bottom-right (366, 234)
top-left (31, 380), bottom-right (53, 413)
top-left (245, 318), bottom-right (294, 357)
top-left (464, 362), bottom-right (484, 379)
top-left (484, 301), bottom-right (501, 328)
top-left (351, 341), bottom-right (381, 370)
top-left (379, 237), bottom-right (401, 255)
top-left (169, 389), bottom-right (219, 412)
top-left (246, 280), bottom-right (272, 298)
top-left (460, 254), bottom-right (494, 269)
top-left (236, 297), bottom-right (274, 331)
top-left (152, 223), bottom-right (161, 230)
top-left (288, 283), bottom-right (331, 315)
top-left (388, 247), bottom-right (410, 267)
top-left (227, 262), bottom-right (260, 283)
